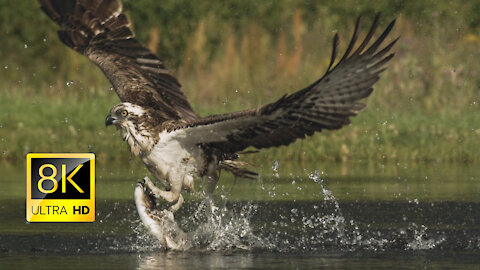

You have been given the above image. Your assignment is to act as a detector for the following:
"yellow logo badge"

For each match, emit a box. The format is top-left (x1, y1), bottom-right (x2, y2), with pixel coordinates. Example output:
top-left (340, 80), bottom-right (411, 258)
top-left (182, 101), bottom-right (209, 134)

top-left (26, 153), bottom-right (95, 222)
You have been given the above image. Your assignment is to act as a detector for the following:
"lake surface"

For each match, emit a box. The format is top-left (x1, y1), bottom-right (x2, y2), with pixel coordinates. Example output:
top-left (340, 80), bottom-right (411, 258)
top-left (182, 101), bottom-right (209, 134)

top-left (1, 162), bottom-right (479, 269)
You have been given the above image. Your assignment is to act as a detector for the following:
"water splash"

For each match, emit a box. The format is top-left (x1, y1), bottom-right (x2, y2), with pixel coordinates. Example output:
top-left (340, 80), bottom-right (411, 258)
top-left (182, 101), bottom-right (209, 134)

top-left (189, 198), bottom-right (263, 251)
top-left (406, 223), bottom-right (446, 250)
top-left (102, 169), bottom-right (465, 253)
top-left (309, 170), bottom-right (348, 245)
top-left (130, 195), bottom-right (264, 251)
top-left (272, 160), bottom-right (279, 178)
top-left (129, 170), bottom-right (382, 252)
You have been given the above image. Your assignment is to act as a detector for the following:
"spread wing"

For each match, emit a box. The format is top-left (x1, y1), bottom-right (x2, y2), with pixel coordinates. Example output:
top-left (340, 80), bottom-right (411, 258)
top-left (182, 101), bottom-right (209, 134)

top-left (39, 0), bottom-right (198, 120)
top-left (175, 14), bottom-right (397, 153)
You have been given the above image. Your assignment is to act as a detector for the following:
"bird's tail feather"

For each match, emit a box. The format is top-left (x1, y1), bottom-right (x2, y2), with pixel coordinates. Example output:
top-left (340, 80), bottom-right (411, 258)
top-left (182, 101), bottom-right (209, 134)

top-left (220, 160), bottom-right (258, 179)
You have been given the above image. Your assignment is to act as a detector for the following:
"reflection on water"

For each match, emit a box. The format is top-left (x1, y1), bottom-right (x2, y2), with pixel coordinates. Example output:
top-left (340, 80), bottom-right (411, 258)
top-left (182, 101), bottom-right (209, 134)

top-left (0, 162), bottom-right (479, 268)
top-left (2, 251), bottom-right (480, 270)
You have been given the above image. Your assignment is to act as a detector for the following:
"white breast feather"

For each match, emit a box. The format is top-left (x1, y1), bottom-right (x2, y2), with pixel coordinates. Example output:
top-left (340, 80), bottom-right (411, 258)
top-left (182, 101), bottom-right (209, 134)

top-left (142, 129), bottom-right (203, 190)
top-left (121, 121), bottom-right (154, 156)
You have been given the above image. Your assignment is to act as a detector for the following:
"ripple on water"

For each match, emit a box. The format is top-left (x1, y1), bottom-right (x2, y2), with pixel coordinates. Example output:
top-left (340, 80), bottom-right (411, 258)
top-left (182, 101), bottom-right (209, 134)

top-left (1, 170), bottom-right (479, 255)
top-left (120, 170), bottom-right (477, 253)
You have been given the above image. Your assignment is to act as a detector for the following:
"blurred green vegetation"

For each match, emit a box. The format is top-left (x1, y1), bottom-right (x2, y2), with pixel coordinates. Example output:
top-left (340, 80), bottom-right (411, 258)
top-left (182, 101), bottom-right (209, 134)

top-left (0, 0), bottom-right (479, 167)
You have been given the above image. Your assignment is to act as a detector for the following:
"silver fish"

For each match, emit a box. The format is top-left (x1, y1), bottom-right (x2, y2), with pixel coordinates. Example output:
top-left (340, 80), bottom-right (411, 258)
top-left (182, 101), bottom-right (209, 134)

top-left (134, 181), bottom-right (191, 250)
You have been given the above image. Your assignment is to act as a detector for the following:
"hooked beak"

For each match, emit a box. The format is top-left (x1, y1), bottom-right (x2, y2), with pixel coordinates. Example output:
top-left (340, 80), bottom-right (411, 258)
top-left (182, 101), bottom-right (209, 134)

top-left (105, 114), bottom-right (115, 127)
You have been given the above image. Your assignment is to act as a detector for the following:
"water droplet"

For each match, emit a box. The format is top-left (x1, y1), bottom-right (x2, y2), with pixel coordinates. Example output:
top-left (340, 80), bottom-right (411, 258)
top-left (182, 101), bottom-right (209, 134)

top-left (272, 160), bottom-right (279, 178)
top-left (272, 160), bottom-right (279, 171)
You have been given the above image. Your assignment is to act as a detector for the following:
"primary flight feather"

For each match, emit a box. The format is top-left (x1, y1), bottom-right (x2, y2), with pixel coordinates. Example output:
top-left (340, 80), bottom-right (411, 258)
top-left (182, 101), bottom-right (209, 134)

top-left (39, 0), bottom-right (397, 212)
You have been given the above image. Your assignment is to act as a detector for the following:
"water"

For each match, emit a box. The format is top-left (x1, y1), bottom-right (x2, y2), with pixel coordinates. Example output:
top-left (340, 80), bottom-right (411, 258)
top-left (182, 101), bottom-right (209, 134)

top-left (0, 162), bottom-right (479, 269)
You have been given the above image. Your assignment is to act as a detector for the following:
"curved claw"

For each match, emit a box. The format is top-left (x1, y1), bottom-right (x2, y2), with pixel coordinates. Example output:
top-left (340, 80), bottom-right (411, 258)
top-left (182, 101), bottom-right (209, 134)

top-left (143, 176), bottom-right (184, 213)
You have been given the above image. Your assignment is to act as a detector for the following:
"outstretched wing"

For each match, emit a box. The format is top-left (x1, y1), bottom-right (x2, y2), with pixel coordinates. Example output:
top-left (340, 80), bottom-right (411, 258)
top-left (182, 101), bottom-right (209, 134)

top-left (39, 0), bottom-right (198, 120)
top-left (175, 14), bottom-right (397, 153)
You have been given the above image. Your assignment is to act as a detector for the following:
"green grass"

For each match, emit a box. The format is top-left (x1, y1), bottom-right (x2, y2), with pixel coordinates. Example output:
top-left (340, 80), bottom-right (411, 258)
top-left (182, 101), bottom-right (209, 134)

top-left (0, 0), bottom-right (479, 167)
top-left (0, 85), bottom-right (478, 166)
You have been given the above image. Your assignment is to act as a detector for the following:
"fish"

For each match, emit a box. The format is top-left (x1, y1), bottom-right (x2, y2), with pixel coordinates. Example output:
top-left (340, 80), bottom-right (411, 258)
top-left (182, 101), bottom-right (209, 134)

top-left (134, 181), bottom-right (191, 250)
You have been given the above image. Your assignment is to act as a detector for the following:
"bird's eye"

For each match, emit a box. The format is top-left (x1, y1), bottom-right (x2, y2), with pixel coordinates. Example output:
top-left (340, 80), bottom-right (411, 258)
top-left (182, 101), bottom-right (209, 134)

top-left (120, 110), bottom-right (128, 117)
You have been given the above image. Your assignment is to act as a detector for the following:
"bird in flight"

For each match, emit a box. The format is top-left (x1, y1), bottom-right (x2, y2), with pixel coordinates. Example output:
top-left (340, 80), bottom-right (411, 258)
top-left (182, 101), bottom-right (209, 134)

top-left (39, 0), bottom-right (397, 213)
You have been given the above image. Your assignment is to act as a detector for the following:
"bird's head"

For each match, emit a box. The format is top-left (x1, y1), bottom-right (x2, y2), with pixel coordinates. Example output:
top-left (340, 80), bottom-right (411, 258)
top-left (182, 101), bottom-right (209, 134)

top-left (105, 102), bottom-right (155, 156)
top-left (105, 102), bottom-right (147, 128)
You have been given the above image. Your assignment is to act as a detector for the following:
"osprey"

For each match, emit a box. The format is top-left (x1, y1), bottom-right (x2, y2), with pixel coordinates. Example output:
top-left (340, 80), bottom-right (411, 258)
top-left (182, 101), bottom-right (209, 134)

top-left (39, 0), bottom-right (397, 213)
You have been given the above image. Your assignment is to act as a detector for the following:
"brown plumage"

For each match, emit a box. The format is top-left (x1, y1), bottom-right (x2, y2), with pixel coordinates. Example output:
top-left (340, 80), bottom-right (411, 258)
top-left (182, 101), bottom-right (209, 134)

top-left (39, 0), bottom-right (198, 121)
top-left (39, 0), bottom-right (397, 213)
top-left (39, 0), bottom-right (396, 153)
top-left (176, 14), bottom-right (397, 155)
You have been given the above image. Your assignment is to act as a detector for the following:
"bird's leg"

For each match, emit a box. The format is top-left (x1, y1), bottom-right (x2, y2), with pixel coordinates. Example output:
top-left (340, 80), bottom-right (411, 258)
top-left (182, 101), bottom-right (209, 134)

top-left (169, 194), bottom-right (184, 213)
top-left (143, 176), bottom-right (183, 213)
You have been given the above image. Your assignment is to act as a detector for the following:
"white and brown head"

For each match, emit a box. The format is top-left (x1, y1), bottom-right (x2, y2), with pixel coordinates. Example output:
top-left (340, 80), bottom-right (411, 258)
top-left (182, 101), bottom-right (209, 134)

top-left (105, 102), bottom-right (155, 156)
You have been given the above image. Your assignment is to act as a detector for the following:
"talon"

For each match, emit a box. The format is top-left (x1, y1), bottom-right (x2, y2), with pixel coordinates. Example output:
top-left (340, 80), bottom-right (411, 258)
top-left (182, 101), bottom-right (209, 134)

top-left (143, 176), bottom-right (152, 184)
top-left (136, 181), bottom-right (145, 190)
top-left (141, 175), bottom-right (183, 212)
